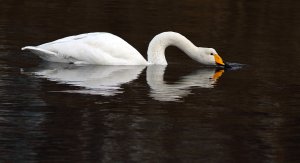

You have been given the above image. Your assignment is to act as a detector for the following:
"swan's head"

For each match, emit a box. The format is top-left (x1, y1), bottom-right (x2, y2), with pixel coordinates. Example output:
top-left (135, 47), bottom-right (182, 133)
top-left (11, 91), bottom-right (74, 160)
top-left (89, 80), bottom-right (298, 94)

top-left (196, 48), bottom-right (225, 66)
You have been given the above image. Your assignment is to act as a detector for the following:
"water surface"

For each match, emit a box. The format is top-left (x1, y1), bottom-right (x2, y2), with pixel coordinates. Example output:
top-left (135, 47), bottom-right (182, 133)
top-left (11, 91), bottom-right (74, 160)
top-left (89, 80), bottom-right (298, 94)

top-left (1, 0), bottom-right (300, 162)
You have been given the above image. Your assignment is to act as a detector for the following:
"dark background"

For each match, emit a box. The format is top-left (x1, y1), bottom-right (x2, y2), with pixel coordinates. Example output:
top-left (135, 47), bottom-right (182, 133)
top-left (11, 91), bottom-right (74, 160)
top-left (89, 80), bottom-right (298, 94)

top-left (0, 0), bottom-right (300, 162)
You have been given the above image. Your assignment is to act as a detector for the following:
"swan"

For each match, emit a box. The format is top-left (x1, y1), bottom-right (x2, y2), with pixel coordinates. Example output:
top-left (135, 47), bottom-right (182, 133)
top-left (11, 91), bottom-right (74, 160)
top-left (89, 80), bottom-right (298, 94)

top-left (21, 32), bottom-right (226, 66)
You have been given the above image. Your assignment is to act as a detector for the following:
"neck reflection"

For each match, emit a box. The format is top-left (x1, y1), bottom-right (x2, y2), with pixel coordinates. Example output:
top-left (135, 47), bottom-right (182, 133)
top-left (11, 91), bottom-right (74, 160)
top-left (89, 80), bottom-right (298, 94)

top-left (147, 65), bottom-right (224, 102)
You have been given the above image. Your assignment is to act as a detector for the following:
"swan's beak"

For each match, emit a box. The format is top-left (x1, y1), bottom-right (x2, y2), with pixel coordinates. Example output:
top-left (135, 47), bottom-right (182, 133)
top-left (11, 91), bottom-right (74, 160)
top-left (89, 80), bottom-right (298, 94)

top-left (214, 54), bottom-right (225, 66)
top-left (212, 69), bottom-right (224, 80)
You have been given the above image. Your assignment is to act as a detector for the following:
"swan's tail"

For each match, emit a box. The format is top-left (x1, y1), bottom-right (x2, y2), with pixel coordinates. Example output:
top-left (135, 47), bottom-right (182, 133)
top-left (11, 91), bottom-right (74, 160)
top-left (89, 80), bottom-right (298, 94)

top-left (22, 46), bottom-right (56, 56)
top-left (21, 46), bottom-right (58, 61)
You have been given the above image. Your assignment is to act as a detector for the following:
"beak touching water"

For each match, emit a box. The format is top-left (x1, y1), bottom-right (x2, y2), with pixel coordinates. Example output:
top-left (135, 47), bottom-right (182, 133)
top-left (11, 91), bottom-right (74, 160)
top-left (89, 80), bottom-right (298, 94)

top-left (214, 54), bottom-right (225, 66)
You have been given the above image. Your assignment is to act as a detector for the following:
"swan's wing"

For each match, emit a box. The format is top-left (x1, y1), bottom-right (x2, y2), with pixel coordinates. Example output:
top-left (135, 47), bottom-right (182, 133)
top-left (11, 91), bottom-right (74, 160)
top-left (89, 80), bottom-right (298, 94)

top-left (76, 33), bottom-right (147, 64)
top-left (39, 33), bottom-right (99, 46)
top-left (22, 33), bottom-right (101, 63)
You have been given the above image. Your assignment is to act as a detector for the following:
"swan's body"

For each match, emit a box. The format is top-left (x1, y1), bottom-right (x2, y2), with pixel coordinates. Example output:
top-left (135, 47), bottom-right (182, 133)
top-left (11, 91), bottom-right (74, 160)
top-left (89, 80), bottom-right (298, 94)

top-left (22, 32), bottom-right (225, 66)
top-left (22, 33), bottom-right (148, 65)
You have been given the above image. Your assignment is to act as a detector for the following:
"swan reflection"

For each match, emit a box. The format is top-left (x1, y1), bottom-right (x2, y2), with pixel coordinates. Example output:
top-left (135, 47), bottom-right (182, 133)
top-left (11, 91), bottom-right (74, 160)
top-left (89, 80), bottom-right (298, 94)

top-left (23, 63), bottom-right (224, 101)
top-left (24, 63), bottom-right (146, 96)
top-left (147, 66), bottom-right (224, 101)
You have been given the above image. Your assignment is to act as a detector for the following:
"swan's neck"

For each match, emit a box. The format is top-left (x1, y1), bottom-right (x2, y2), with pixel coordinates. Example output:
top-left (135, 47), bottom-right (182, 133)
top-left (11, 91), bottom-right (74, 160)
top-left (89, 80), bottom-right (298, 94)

top-left (147, 32), bottom-right (198, 65)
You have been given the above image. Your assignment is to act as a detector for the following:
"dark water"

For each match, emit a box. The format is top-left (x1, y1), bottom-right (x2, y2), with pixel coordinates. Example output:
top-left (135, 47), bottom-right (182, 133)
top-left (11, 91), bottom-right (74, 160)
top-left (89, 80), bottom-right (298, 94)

top-left (1, 0), bottom-right (300, 162)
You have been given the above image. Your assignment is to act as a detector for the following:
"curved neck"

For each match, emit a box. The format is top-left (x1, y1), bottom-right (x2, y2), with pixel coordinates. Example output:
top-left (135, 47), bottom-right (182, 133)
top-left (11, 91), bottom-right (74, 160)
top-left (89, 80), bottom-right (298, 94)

top-left (147, 32), bottom-right (198, 65)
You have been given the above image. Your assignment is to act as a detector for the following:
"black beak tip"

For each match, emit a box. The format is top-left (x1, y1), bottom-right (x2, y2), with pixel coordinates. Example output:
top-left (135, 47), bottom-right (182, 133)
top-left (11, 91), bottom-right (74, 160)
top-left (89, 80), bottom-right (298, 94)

top-left (224, 62), bottom-right (232, 68)
top-left (217, 62), bottom-right (232, 69)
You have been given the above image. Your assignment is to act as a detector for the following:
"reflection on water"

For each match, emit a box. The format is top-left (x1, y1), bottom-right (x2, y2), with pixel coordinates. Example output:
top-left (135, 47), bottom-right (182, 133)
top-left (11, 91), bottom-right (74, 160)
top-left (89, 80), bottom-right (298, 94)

top-left (22, 63), bottom-right (223, 101)
top-left (22, 63), bottom-right (146, 96)
top-left (147, 65), bottom-right (223, 101)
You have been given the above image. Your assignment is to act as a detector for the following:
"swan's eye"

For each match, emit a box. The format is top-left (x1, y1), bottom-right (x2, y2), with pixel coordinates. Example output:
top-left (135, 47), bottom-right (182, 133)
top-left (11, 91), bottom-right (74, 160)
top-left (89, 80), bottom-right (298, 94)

top-left (210, 53), bottom-right (214, 56)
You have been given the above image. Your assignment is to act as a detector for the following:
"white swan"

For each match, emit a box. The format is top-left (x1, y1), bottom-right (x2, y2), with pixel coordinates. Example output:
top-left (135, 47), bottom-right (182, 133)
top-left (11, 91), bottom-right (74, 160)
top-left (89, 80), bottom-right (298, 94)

top-left (21, 32), bottom-right (225, 66)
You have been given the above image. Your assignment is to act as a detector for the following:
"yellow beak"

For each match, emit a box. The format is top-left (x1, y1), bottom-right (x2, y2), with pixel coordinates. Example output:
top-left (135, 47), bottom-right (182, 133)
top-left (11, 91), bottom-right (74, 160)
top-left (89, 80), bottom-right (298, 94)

top-left (214, 54), bottom-right (225, 66)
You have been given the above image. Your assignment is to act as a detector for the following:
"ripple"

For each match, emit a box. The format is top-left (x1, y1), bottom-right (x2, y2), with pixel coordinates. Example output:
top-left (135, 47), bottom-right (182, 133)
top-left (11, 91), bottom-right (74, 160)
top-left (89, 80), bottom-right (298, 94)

top-left (225, 62), bottom-right (246, 70)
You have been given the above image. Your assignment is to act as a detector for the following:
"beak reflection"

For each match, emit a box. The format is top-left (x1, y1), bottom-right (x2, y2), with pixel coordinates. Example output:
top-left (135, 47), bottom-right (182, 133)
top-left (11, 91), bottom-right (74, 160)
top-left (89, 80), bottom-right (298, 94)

top-left (212, 69), bottom-right (224, 80)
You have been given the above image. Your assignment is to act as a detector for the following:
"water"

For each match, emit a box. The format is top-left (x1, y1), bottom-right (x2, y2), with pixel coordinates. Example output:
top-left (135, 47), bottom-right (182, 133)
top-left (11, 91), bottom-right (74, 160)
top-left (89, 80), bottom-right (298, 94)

top-left (1, 0), bottom-right (300, 162)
